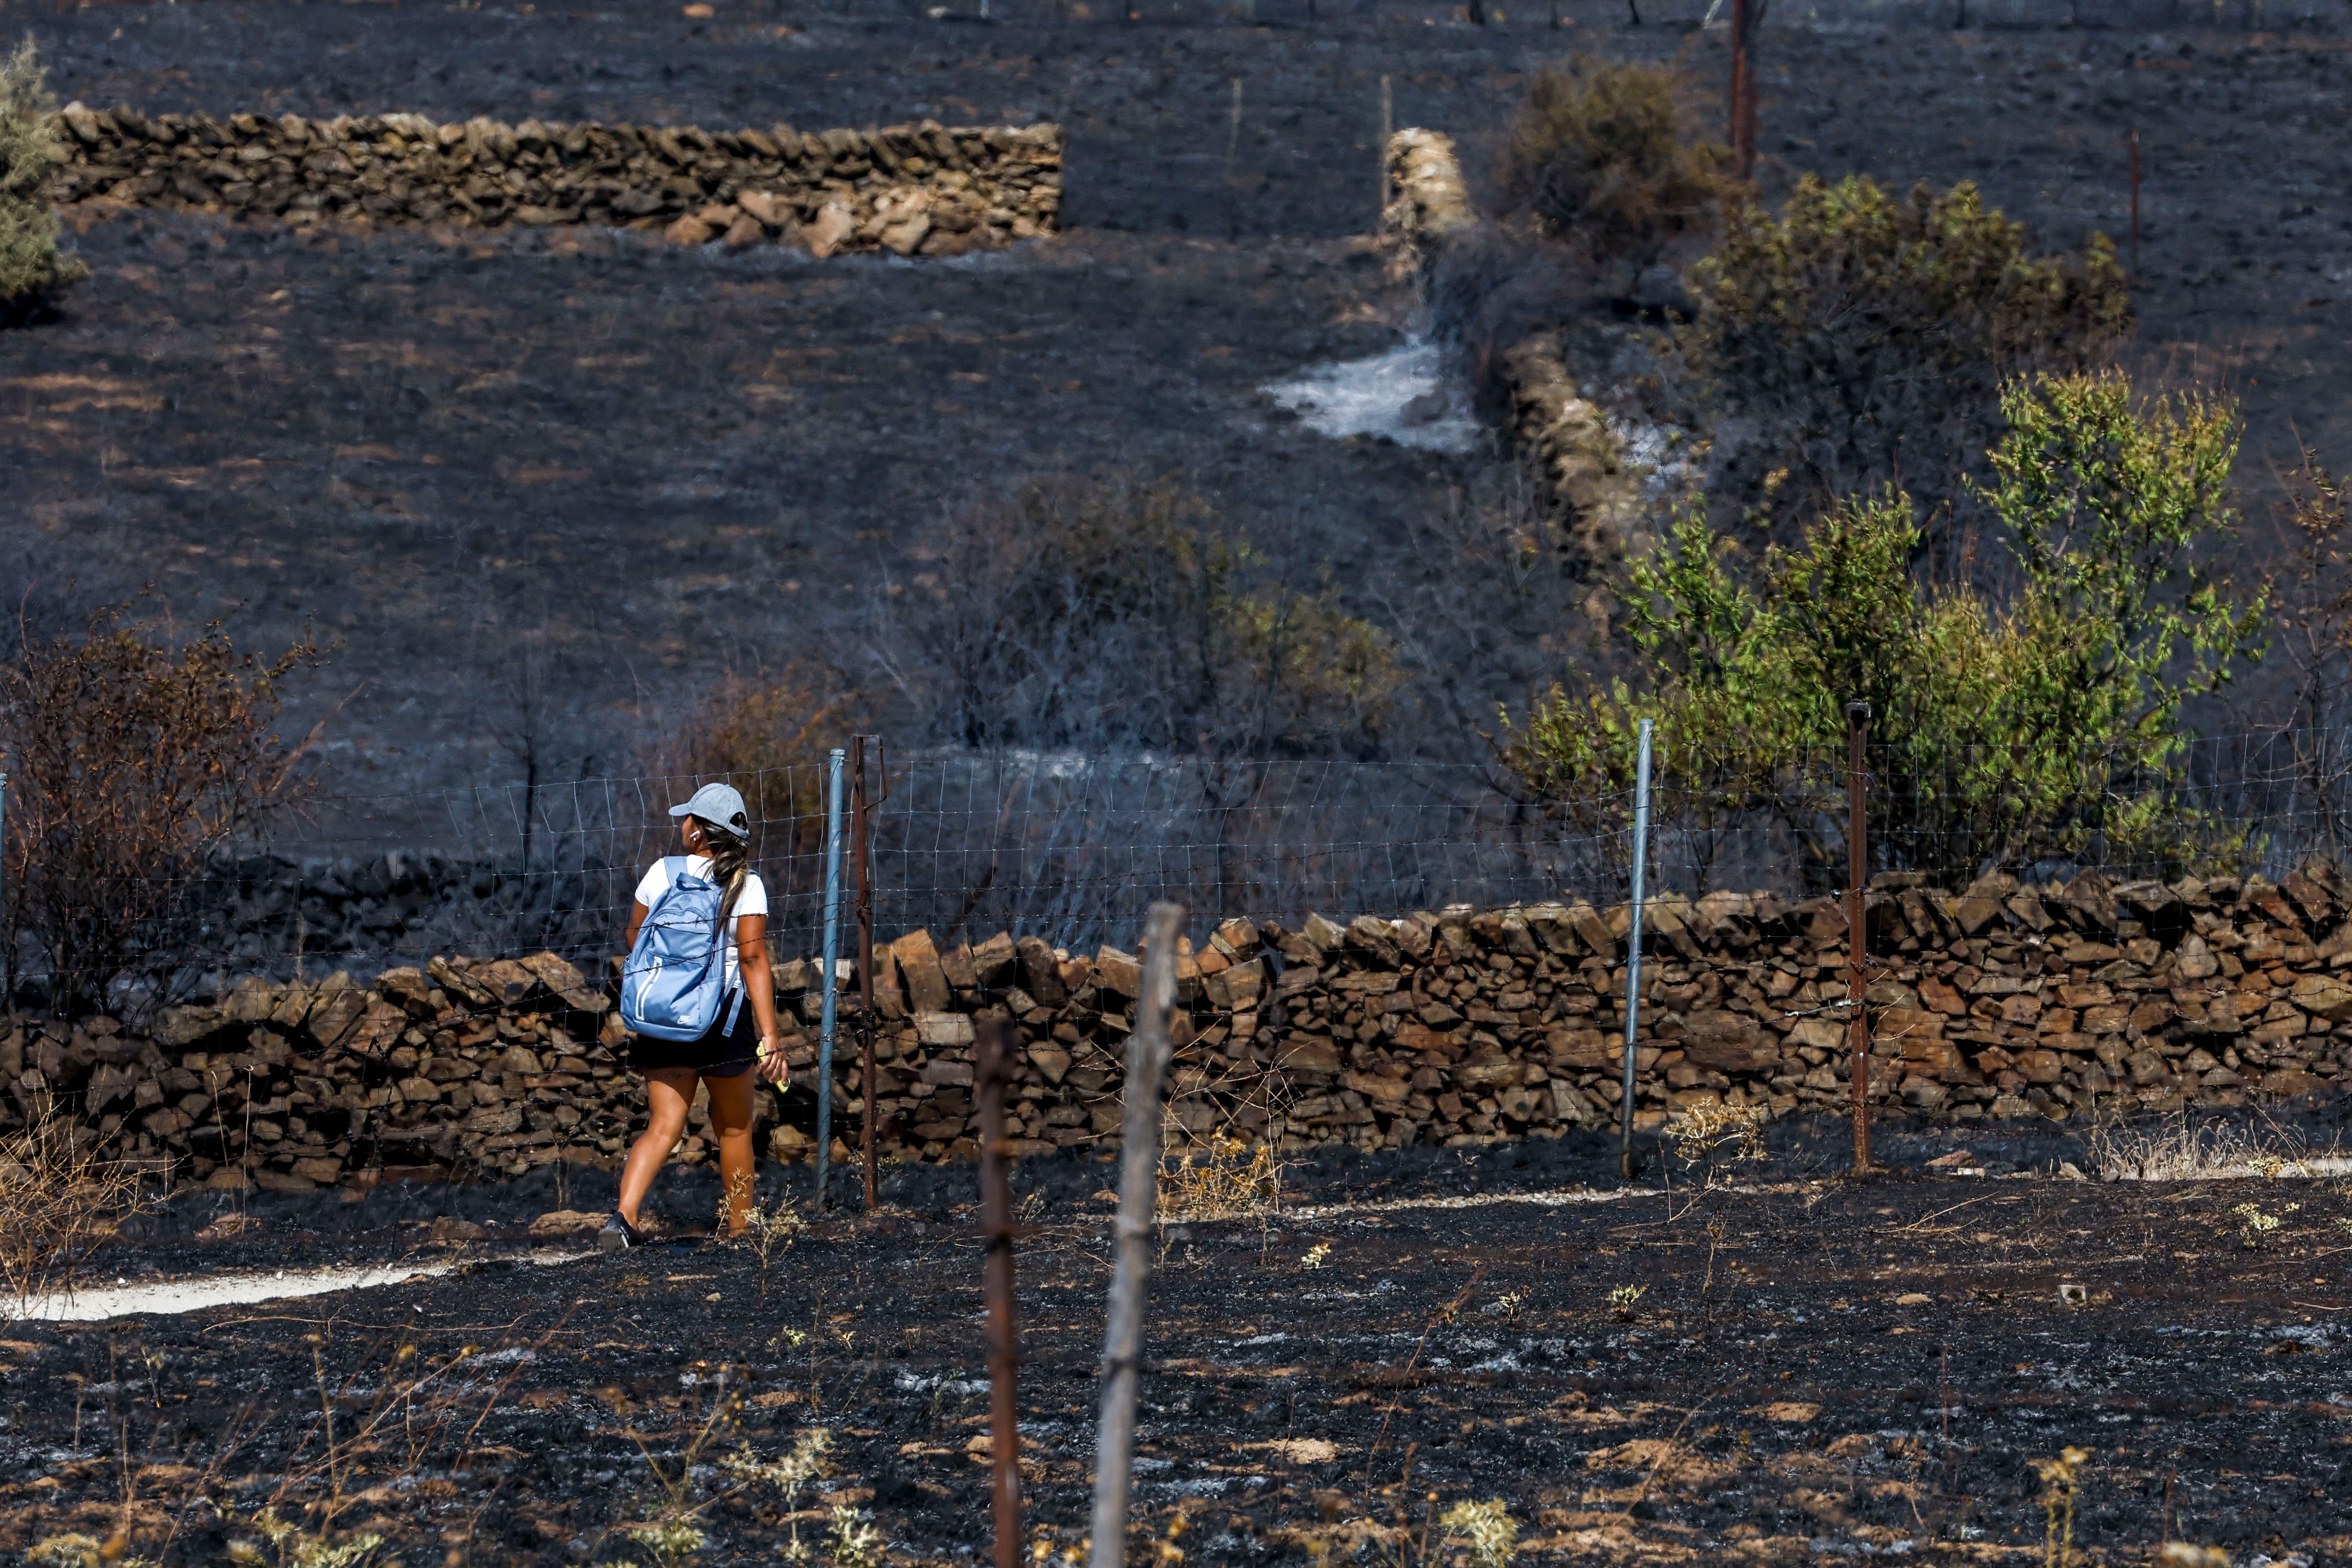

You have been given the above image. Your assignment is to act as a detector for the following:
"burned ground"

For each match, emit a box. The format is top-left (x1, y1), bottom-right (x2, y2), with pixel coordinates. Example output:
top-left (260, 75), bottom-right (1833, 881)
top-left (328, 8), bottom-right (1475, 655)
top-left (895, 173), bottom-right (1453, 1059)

top-left (5, 5), bottom-right (2352, 794)
top-left (3, 1127), bottom-right (2349, 1566)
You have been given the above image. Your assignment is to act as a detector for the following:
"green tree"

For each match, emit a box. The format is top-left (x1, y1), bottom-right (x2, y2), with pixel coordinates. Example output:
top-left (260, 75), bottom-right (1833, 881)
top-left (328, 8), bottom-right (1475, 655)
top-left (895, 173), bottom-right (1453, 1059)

top-left (1502, 370), bottom-right (2264, 885)
top-left (0, 38), bottom-right (85, 325)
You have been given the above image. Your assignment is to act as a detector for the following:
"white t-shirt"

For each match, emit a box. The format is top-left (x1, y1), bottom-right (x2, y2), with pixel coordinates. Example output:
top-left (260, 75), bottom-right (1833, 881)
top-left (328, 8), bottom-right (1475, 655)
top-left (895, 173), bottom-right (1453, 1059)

top-left (634, 856), bottom-right (769, 991)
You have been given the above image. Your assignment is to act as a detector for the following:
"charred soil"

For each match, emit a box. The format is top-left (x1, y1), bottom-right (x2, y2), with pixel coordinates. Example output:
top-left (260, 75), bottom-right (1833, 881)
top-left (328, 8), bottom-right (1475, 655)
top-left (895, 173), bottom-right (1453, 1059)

top-left (4, 1130), bottom-right (2349, 1565)
top-left (4, 6), bottom-right (2350, 788)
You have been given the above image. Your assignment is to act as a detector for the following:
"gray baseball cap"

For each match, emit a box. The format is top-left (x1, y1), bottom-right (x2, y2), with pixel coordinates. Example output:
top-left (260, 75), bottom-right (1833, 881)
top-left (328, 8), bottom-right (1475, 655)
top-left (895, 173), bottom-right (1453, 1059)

top-left (668, 782), bottom-right (749, 835)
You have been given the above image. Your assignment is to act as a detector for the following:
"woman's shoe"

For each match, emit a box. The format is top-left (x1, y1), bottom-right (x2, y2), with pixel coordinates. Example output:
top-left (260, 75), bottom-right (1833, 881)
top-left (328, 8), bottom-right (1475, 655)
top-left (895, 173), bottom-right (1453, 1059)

top-left (597, 1214), bottom-right (645, 1253)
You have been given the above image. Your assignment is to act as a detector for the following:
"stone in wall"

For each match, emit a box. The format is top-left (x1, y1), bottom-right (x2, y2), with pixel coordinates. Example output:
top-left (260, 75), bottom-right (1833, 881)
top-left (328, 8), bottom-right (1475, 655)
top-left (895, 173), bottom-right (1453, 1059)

top-left (46, 104), bottom-right (1064, 258)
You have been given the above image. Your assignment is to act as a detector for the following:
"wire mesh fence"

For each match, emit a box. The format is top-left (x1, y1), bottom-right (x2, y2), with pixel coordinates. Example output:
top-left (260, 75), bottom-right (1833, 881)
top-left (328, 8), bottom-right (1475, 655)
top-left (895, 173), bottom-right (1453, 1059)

top-left (9, 726), bottom-right (2352, 1006)
top-left (749, 0), bottom-right (2328, 33)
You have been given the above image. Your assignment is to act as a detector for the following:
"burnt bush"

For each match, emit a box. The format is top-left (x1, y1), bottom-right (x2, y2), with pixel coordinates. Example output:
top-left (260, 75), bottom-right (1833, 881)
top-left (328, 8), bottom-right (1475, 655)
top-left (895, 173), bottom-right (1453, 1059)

top-left (874, 477), bottom-right (1399, 759)
top-left (1494, 57), bottom-right (1732, 290)
top-left (0, 608), bottom-right (323, 1014)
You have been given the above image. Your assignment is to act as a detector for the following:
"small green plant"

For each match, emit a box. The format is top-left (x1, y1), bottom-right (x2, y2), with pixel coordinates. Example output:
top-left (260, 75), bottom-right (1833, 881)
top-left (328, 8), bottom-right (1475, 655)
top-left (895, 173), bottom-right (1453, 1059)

top-left (226, 1511), bottom-right (387, 1568)
top-left (1485, 1289), bottom-right (1528, 1323)
top-left (31, 1536), bottom-right (158, 1568)
top-left (1300, 1241), bottom-right (1331, 1270)
top-left (724, 1427), bottom-right (833, 1561)
top-left (623, 1521), bottom-right (705, 1568)
top-left (2232, 1200), bottom-right (2296, 1248)
top-left (724, 1173), bottom-right (808, 1306)
top-left (1495, 57), bottom-right (1730, 282)
top-left (1438, 1498), bottom-right (1520, 1568)
top-left (825, 1507), bottom-right (884, 1568)
top-left (1607, 1284), bottom-right (1647, 1321)
top-left (2032, 1447), bottom-right (2088, 1568)
top-left (0, 38), bottom-right (86, 325)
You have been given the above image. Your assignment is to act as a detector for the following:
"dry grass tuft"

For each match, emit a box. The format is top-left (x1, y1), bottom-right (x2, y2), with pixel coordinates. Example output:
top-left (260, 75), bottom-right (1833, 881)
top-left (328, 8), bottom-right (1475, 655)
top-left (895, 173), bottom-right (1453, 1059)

top-left (2086, 1110), bottom-right (2346, 1182)
top-left (1666, 1100), bottom-right (1767, 1173)
top-left (1159, 1133), bottom-right (1281, 1223)
top-left (0, 1108), bottom-right (159, 1314)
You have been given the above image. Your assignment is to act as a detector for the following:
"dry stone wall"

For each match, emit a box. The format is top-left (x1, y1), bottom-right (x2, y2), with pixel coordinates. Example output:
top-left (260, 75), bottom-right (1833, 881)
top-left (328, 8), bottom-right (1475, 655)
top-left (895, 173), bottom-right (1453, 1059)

top-left (1380, 129), bottom-right (1648, 563)
top-left (7, 867), bottom-right (2351, 1191)
top-left (47, 102), bottom-right (1064, 257)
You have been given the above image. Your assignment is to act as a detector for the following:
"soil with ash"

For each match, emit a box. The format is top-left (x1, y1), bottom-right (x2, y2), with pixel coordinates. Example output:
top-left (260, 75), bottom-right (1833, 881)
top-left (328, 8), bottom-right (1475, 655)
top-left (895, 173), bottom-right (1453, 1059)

top-left (4, 1121), bottom-right (2348, 1566)
top-left (5, 4), bottom-right (2348, 792)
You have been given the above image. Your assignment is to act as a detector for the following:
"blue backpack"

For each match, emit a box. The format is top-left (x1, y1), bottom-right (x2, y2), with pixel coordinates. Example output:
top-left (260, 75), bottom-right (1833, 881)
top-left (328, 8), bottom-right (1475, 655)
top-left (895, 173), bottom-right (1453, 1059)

top-left (621, 858), bottom-right (745, 1042)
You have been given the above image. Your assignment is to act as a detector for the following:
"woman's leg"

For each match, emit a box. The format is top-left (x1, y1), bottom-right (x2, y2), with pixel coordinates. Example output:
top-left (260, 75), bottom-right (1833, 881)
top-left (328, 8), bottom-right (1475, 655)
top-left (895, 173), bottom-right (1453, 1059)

top-left (704, 1069), bottom-right (759, 1236)
top-left (617, 1068), bottom-right (699, 1228)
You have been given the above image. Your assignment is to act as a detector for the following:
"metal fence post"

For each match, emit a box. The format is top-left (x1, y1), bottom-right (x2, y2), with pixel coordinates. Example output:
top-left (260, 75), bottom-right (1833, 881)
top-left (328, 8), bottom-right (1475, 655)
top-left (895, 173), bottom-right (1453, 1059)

top-left (1846, 702), bottom-right (1872, 1175)
top-left (1619, 719), bottom-right (1653, 1182)
top-left (1729, 0), bottom-right (1754, 182)
top-left (815, 747), bottom-right (846, 1208)
top-left (2129, 126), bottom-right (2142, 277)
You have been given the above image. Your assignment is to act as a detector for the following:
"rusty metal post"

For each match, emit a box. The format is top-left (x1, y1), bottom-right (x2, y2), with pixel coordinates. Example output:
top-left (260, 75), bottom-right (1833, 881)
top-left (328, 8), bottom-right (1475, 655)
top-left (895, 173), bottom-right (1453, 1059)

top-left (1846, 701), bottom-right (1871, 1175)
top-left (1741, 22), bottom-right (1760, 182)
top-left (976, 1017), bottom-right (1023, 1568)
top-left (1729, 0), bottom-right (1754, 182)
top-left (1088, 902), bottom-right (1183, 1568)
top-left (2129, 127), bottom-right (2142, 277)
top-left (852, 735), bottom-right (878, 1210)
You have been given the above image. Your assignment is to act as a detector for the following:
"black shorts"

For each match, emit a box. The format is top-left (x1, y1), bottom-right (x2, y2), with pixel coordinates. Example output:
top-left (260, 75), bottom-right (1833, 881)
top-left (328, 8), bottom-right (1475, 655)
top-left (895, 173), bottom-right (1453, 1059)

top-left (628, 991), bottom-right (758, 1078)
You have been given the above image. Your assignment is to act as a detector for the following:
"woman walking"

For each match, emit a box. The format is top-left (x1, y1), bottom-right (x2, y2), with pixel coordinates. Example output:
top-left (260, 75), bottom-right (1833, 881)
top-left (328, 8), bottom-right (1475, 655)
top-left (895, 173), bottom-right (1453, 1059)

top-left (602, 782), bottom-right (788, 1250)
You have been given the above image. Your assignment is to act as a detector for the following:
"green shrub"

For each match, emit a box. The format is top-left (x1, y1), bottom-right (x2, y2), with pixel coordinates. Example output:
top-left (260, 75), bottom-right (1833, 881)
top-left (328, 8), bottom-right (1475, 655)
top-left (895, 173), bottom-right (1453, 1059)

top-left (0, 38), bottom-right (84, 324)
top-left (1502, 370), bottom-right (2264, 884)
top-left (1683, 174), bottom-right (2129, 527)
top-left (1495, 58), bottom-right (1731, 281)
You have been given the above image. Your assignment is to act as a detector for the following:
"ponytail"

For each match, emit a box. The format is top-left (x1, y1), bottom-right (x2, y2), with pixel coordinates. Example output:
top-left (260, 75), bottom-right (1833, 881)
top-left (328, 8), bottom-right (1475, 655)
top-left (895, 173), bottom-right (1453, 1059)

top-left (697, 817), bottom-right (751, 925)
